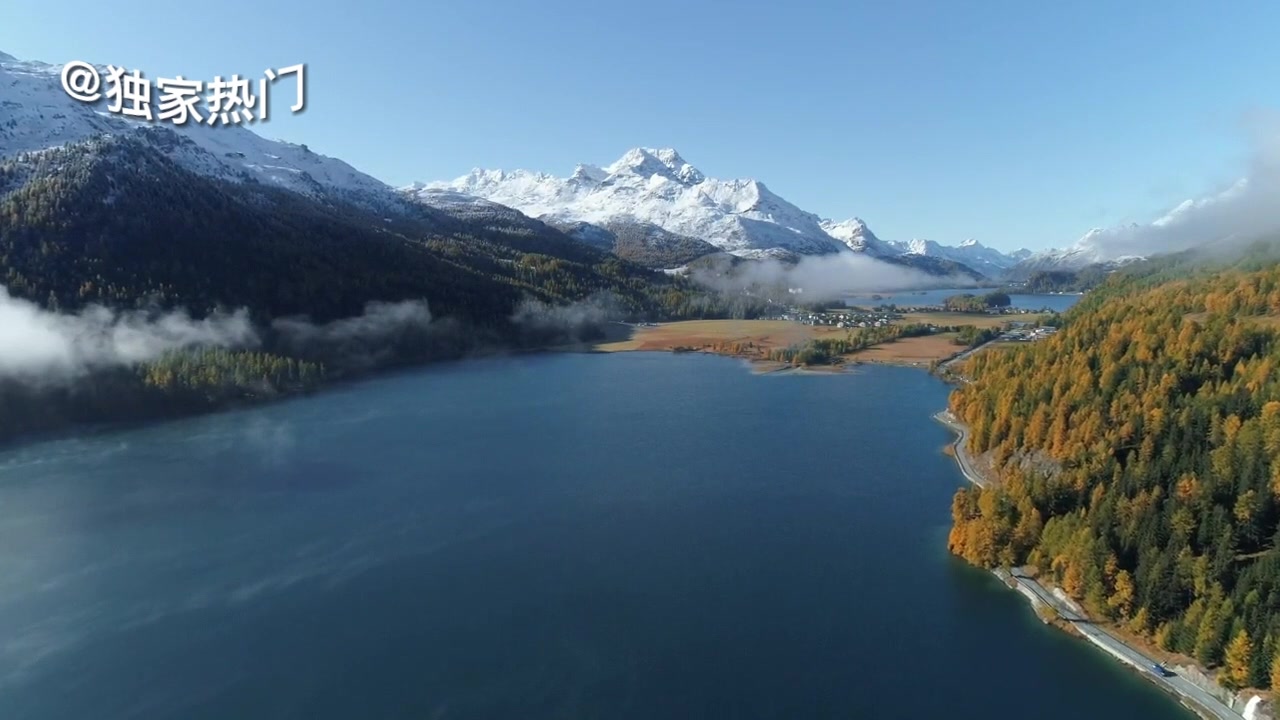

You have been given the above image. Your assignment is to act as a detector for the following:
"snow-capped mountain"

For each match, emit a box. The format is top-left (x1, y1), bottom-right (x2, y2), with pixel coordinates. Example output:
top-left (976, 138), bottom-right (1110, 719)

top-left (416, 148), bottom-right (848, 260)
top-left (417, 149), bottom-right (1030, 277)
top-left (886, 237), bottom-right (1031, 277)
top-left (1009, 227), bottom-right (1147, 277)
top-left (2, 49), bottom-right (1026, 282)
top-left (0, 52), bottom-right (398, 210)
top-left (818, 218), bottom-right (899, 256)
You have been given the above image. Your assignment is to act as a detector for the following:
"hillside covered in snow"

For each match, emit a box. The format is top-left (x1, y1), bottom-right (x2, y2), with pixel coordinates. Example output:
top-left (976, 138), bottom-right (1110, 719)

top-left (2, 49), bottom-right (1027, 284)
top-left (415, 148), bottom-right (1029, 277)
top-left (0, 52), bottom-right (401, 211)
top-left (413, 148), bottom-right (848, 260)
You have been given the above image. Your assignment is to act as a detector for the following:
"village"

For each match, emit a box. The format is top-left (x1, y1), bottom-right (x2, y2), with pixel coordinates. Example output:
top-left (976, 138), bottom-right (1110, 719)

top-left (769, 302), bottom-right (1056, 330)
top-left (998, 324), bottom-right (1059, 342)
top-left (771, 309), bottom-right (901, 329)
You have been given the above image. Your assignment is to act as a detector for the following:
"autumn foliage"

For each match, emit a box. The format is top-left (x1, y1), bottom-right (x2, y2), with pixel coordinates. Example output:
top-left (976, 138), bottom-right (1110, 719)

top-left (948, 263), bottom-right (1280, 689)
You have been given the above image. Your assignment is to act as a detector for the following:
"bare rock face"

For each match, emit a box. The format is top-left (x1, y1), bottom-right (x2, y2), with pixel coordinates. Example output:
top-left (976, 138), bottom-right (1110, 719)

top-left (1171, 664), bottom-right (1273, 718)
top-left (1242, 695), bottom-right (1273, 720)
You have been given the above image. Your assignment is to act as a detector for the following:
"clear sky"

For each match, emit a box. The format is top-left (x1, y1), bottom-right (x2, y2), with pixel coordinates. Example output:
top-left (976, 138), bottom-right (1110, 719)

top-left (4, 0), bottom-right (1278, 251)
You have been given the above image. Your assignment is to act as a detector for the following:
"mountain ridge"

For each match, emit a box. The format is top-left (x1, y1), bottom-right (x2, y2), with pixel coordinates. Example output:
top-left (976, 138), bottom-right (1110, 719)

top-left (1, 49), bottom-right (1007, 284)
top-left (0, 51), bottom-right (402, 213)
top-left (417, 148), bottom-right (1025, 278)
top-left (416, 147), bottom-right (848, 260)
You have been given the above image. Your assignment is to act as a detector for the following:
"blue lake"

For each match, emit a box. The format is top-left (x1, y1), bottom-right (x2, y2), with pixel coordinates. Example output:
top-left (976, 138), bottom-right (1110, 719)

top-left (845, 287), bottom-right (1083, 312)
top-left (0, 353), bottom-right (1186, 719)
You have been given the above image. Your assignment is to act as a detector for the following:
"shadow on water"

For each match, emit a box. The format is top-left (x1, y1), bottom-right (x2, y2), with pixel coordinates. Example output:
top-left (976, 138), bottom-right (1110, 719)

top-left (0, 353), bottom-right (1193, 720)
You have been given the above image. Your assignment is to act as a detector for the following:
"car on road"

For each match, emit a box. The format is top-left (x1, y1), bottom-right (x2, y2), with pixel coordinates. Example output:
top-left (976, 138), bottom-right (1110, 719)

top-left (1151, 663), bottom-right (1173, 677)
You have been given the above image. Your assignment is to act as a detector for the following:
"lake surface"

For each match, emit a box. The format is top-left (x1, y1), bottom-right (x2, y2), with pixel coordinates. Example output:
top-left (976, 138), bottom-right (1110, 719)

top-left (0, 353), bottom-right (1187, 719)
top-left (845, 287), bottom-right (1083, 312)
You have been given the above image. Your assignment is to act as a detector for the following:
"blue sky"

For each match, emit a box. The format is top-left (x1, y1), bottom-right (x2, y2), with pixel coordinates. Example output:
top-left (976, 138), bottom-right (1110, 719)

top-left (3, 0), bottom-right (1278, 251)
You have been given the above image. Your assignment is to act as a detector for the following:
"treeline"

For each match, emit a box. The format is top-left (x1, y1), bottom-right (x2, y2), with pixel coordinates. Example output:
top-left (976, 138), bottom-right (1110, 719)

top-left (944, 291), bottom-right (1011, 312)
top-left (0, 135), bottom-right (767, 328)
top-left (0, 349), bottom-right (325, 442)
top-left (954, 325), bottom-right (1002, 347)
top-left (947, 263), bottom-right (1280, 689)
top-left (141, 348), bottom-right (324, 397)
top-left (1015, 268), bottom-right (1109, 294)
top-left (0, 133), bottom-right (780, 442)
top-left (768, 323), bottom-right (934, 365)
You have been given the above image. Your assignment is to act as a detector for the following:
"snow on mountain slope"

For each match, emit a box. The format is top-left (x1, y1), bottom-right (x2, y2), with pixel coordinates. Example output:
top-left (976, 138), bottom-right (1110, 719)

top-left (818, 218), bottom-right (898, 257)
top-left (884, 236), bottom-right (1026, 276)
top-left (1011, 227), bottom-right (1147, 276)
top-left (1, 49), bottom-right (1023, 279)
top-left (417, 148), bottom-right (848, 259)
top-left (1010, 172), bottom-right (1274, 277)
top-left (1021, 146), bottom-right (1280, 275)
top-left (0, 52), bottom-right (396, 209)
top-left (417, 150), bottom-right (1028, 277)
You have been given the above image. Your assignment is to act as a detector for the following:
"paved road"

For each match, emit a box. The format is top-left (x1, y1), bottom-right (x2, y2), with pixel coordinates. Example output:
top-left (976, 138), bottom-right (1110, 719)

top-left (936, 339), bottom-right (993, 380)
top-left (935, 407), bottom-right (1242, 719)
top-left (1012, 572), bottom-right (1241, 720)
top-left (935, 339), bottom-right (1245, 719)
top-left (933, 410), bottom-right (988, 488)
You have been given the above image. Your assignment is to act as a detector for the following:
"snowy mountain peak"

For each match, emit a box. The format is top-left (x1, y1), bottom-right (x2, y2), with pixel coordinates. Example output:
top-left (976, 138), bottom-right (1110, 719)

top-left (570, 163), bottom-right (608, 184)
top-left (606, 147), bottom-right (704, 184)
top-left (876, 234), bottom-right (1025, 275)
top-left (818, 218), bottom-right (909, 260)
top-left (903, 239), bottom-right (933, 255)
top-left (0, 50), bottom-right (399, 211)
top-left (413, 151), bottom-right (1026, 273)
top-left (419, 149), bottom-right (844, 258)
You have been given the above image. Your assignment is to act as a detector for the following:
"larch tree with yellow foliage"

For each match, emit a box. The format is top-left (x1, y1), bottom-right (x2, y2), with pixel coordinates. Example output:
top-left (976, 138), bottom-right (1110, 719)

top-left (946, 255), bottom-right (1280, 689)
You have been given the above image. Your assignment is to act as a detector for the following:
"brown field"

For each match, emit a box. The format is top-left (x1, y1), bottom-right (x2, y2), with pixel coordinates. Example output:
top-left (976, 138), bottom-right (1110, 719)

top-left (845, 333), bottom-right (966, 366)
top-left (593, 319), bottom-right (845, 354)
top-left (593, 319), bottom-right (973, 367)
top-left (900, 311), bottom-right (1047, 329)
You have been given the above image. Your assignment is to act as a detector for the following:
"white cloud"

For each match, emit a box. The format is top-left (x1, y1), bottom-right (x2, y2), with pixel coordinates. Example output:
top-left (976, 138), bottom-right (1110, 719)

top-left (1073, 110), bottom-right (1280, 261)
top-left (0, 287), bottom-right (258, 383)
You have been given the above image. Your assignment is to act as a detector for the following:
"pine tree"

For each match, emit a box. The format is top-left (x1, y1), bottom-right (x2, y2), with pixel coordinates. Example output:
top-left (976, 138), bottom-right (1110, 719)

top-left (1270, 644), bottom-right (1280, 691)
top-left (1108, 569), bottom-right (1136, 620)
top-left (1223, 629), bottom-right (1253, 690)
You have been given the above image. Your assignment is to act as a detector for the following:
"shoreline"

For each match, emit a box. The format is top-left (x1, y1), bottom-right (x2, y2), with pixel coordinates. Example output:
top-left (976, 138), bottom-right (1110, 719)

top-left (0, 341), bottom-right (917, 453)
top-left (934, 408), bottom-right (1248, 720)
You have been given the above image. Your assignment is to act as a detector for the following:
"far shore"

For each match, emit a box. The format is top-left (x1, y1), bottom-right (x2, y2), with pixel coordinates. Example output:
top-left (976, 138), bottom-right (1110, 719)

top-left (586, 317), bottom-right (1032, 371)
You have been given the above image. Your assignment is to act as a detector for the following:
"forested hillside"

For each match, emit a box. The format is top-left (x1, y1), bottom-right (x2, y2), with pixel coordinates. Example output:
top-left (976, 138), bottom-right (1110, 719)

top-left (0, 133), bottom-right (775, 442)
top-left (948, 258), bottom-right (1280, 689)
top-left (0, 133), bottom-right (766, 325)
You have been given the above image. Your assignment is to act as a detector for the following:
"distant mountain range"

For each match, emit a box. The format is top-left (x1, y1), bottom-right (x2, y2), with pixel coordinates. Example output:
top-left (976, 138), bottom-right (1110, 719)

top-left (412, 148), bottom-right (1041, 280)
top-left (0, 51), bottom-right (766, 332)
top-left (1007, 227), bottom-right (1149, 278)
top-left (0, 48), bottom-right (1150, 293)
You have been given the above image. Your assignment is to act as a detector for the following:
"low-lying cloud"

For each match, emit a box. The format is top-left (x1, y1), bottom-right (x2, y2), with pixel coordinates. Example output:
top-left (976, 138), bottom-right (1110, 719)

top-left (270, 300), bottom-right (441, 371)
top-left (0, 286), bottom-right (258, 383)
top-left (691, 251), bottom-right (975, 302)
top-left (511, 292), bottom-right (620, 344)
top-left (1074, 110), bottom-right (1280, 261)
top-left (0, 289), bottom-right (463, 384)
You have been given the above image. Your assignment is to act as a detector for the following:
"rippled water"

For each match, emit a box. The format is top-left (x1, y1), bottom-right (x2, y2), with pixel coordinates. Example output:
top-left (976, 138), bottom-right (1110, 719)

top-left (0, 353), bottom-right (1186, 719)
